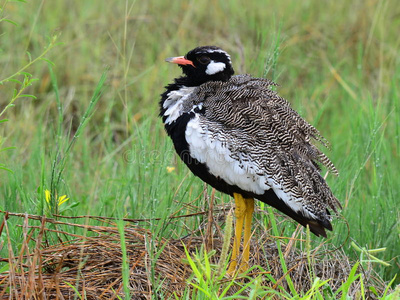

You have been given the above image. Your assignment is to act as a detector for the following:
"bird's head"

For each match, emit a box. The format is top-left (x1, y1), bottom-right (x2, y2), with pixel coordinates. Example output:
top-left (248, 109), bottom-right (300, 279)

top-left (165, 46), bottom-right (234, 85)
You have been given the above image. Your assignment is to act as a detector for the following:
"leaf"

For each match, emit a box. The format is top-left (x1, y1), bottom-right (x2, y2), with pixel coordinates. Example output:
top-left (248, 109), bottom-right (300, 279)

top-left (19, 94), bottom-right (37, 99)
top-left (7, 79), bottom-right (23, 84)
top-left (203, 247), bottom-right (211, 281)
top-left (0, 263), bottom-right (9, 273)
top-left (0, 146), bottom-right (16, 152)
top-left (381, 276), bottom-right (397, 298)
top-left (335, 262), bottom-right (360, 299)
top-left (188, 282), bottom-right (211, 297)
top-left (26, 51), bottom-right (32, 62)
top-left (63, 281), bottom-right (82, 299)
top-left (267, 207), bottom-right (298, 297)
top-left (68, 202), bottom-right (80, 209)
top-left (2, 19), bottom-right (18, 26)
top-left (183, 244), bottom-right (202, 280)
top-left (0, 165), bottom-right (14, 173)
top-left (368, 286), bottom-right (378, 296)
top-left (0, 119), bottom-right (9, 123)
top-left (40, 57), bottom-right (55, 66)
top-left (20, 71), bottom-right (32, 77)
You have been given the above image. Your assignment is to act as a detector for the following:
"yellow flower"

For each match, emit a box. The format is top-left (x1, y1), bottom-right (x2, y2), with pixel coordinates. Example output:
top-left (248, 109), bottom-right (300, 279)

top-left (166, 166), bottom-right (175, 173)
top-left (44, 189), bottom-right (70, 206)
top-left (45, 189), bottom-right (51, 203)
top-left (58, 194), bottom-right (69, 206)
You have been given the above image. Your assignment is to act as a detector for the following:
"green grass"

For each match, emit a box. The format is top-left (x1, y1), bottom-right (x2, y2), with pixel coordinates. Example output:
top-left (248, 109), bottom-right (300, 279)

top-left (0, 0), bottom-right (399, 297)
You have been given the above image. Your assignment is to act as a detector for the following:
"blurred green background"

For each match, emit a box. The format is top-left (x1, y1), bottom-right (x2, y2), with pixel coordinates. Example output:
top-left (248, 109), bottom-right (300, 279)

top-left (0, 0), bottom-right (399, 283)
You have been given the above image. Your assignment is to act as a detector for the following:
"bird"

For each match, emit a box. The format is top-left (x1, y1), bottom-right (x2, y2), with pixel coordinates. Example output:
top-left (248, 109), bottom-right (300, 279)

top-left (160, 45), bottom-right (340, 274)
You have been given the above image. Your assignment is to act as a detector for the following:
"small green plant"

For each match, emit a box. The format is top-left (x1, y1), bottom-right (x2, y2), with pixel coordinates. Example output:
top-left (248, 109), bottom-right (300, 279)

top-left (351, 241), bottom-right (391, 267)
top-left (44, 188), bottom-right (69, 207)
top-left (267, 207), bottom-right (298, 296)
top-left (179, 213), bottom-right (272, 299)
top-left (117, 218), bottom-right (131, 299)
top-left (0, 30), bottom-right (60, 117)
top-left (0, 0), bottom-right (59, 173)
top-left (181, 245), bottom-right (252, 299)
top-left (385, 284), bottom-right (400, 300)
top-left (43, 65), bottom-right (107, 216)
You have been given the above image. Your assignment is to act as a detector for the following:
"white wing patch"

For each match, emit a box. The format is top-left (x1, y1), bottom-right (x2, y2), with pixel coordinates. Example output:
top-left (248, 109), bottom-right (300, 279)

top-left (185, 115), bottom-right (315, 218)
top-left (205, 61), bottom-right (226, 75)
top-left (163, 86), bottom-right (196, 124)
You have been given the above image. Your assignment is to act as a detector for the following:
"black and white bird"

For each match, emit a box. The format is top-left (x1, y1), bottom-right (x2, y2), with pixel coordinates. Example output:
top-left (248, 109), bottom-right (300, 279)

top-left (160, 46), bottom-right (340, 274)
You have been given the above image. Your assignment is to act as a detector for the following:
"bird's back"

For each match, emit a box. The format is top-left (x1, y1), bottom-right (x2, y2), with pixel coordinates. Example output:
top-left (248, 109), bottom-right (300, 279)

top-left (180, 75), bottom-right (341, 236)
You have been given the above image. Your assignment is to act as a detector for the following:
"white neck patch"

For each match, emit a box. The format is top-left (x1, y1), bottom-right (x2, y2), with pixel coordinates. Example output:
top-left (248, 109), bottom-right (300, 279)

top-left (205, 61), bottom-right (226, 75)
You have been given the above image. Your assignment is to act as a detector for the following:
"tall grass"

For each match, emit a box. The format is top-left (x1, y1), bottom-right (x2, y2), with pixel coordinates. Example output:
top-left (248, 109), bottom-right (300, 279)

top-left (0, 0), bottom-right (399, 294)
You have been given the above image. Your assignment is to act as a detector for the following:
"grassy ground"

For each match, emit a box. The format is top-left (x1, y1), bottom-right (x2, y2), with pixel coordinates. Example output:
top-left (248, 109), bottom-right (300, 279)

top-left (1, 0), bottom-right (399, 297)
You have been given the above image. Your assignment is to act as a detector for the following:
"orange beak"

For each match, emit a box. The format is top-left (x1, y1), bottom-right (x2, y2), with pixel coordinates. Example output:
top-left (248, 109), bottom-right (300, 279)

top-left (165, 56), bottom-right (195, 67)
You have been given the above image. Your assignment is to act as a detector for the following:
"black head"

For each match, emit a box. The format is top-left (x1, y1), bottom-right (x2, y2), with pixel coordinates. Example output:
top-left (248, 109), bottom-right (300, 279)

top-left (165, 46), bottom-right (235, 85)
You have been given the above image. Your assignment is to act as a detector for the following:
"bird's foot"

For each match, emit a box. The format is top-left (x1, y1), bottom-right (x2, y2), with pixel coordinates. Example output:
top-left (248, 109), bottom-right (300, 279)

top-left (227, 261), bottom-right (249, 277)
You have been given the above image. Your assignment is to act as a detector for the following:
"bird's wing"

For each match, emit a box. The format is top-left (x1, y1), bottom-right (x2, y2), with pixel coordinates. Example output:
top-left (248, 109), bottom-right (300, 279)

top-left (185, 75), bottom-right (340, 222)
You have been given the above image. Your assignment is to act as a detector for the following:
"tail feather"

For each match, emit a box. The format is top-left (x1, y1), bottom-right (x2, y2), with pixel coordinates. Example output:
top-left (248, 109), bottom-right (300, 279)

top-left (259, 189), bottom-right (332, 237)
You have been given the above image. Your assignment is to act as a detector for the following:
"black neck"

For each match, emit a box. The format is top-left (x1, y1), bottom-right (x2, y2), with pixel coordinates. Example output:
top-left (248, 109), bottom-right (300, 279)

top-left (171, 75), bottom-right (204, 87)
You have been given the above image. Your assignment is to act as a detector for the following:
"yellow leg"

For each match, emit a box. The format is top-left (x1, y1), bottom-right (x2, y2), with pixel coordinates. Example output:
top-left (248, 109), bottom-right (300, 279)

top-left (227, 193), bottom-right (254, 275)
top-left (227, 193), bottom-right (246, 275)
top-left (242, 197), bottom-right (254, 269)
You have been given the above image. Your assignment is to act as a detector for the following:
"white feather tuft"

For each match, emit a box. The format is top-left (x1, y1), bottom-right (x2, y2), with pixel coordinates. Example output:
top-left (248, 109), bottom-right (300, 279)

top-left (205, 61), bottom-right (226, 75)
top-left (163, 86), bottom-right (196, 124)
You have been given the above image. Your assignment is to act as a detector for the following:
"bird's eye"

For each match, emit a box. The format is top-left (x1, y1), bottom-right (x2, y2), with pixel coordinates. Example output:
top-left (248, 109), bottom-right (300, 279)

top-left (197, 56), bottom-right (210, 64)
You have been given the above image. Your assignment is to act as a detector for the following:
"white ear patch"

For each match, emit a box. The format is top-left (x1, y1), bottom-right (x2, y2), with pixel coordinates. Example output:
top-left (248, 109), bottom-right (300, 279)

top-left (205, 61), bottom-right (226, 75)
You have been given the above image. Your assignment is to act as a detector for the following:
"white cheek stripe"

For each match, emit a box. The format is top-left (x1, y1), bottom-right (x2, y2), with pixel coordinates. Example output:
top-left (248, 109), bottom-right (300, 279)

top-left (205, 61), bottom-right (226, 75)
top-left (199, 49), bottom-right (231, 62)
